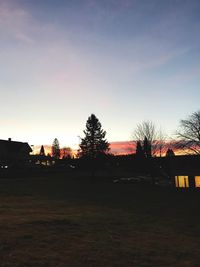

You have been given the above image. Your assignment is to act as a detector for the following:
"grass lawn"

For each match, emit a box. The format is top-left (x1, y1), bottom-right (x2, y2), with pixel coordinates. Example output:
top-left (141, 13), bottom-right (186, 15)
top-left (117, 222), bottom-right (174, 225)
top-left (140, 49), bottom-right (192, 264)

top-left (0, 174), bottom-right (200, 266)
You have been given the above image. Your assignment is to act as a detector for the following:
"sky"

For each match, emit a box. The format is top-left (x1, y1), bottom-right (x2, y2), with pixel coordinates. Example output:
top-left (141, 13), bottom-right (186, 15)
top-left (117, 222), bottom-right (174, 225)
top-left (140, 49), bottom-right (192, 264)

top-left (0, 0), bottom-right (200, 151)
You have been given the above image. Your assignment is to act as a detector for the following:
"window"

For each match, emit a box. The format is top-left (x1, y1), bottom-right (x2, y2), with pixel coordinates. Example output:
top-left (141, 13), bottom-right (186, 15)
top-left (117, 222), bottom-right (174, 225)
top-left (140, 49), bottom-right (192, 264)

top-left (175, 176), bottom-right (189, 188)
top-left (195, 176), bottom-right (200, 187)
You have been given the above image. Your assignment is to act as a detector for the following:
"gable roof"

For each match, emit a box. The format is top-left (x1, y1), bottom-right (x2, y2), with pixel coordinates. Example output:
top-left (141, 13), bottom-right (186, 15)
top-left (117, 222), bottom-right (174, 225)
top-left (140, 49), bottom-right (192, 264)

top-left (157, 155), bottom-right (200, 176)
top-left (0, 139), bottom-right (32, 154)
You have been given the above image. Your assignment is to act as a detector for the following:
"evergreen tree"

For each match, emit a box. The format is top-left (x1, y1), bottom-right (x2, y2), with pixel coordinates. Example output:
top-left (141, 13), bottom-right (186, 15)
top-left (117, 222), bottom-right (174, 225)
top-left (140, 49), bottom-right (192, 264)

top-left (52, 138), bottom-right (60, 159)
top-left (143, 136), bottom-right (152, 158)
top-left (166, 148), bottom-right (175, 157)
top-left (39, 145), bottom-right (45, 156)
top-left (79, 114), bottom-right (109, 159)
top-left (135, 141), bottom-right (144, 158)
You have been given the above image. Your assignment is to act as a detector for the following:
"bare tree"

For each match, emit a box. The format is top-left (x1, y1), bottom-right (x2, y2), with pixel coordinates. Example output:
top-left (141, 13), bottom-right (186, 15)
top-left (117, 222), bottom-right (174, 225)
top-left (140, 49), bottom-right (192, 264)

top-left (157, 128), bottom-right (167, 157)
top-left (134, 121), bottom-right (166, 157)
top-left (176, 110), bottom-right (200, 154)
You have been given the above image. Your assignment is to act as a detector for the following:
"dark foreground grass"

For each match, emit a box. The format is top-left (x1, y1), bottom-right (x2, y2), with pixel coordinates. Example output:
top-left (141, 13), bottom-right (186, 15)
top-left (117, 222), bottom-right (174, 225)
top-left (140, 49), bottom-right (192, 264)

top-left (0, 175), bottom-right (200, 267)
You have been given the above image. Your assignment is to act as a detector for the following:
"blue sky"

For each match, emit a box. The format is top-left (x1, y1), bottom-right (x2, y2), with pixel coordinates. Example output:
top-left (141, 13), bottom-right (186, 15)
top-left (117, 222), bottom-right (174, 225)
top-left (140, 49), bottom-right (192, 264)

top-left (0, 0), bottom-right (200, 149)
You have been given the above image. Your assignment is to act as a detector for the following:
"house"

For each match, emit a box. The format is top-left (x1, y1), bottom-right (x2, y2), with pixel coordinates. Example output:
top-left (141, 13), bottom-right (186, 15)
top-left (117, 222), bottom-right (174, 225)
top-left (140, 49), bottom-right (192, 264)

top-left (163, 155), bottom-right (200, 189)
top-left (0, 138), bottom-right (32, 167)
top-left (174, 175), bottom-right (200, 188)
top-left (172, 156), bottom-right (200, 189)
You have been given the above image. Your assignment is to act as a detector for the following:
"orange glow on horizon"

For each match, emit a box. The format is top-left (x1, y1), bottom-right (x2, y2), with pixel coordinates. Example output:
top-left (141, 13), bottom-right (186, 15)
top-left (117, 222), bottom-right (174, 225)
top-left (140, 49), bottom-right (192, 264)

top-left (32, 141), bottom-right (195, 157)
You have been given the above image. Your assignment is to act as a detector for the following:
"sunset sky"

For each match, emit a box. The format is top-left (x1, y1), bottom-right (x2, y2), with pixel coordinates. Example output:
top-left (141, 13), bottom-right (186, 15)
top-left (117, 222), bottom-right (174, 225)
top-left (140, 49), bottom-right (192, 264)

top-left (0, 0), bottom-right (200, 150)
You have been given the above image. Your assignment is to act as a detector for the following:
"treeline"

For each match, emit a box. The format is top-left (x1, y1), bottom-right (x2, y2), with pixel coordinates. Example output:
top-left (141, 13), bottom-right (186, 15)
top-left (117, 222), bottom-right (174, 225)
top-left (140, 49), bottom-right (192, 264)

top-left (39, 110), bottom-right (200, 160)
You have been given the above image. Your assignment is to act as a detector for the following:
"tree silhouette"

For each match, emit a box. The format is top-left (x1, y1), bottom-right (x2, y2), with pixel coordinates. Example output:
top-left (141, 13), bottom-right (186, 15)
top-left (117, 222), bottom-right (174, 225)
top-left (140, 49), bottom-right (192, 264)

top-left (39, 145), bottom-right (45, 156)
top-left (143, 136), bottom-right (152, 158)
top-left (79, 114), bottom-right (109, 159)
top-left (134, 121), bottom-right (165, 157)
top-left (62, 147), bottom-right (72, 159)
top-left (52, 138), bottom-right (60, 159)
top-left (166, 148), bottom-right (175, 157)
top-left (135, 141), bottom-right (144, 158)
top-left (176, 110), bottom-right (200, 154)
top-left (157, 129), bottom-right (166, 157)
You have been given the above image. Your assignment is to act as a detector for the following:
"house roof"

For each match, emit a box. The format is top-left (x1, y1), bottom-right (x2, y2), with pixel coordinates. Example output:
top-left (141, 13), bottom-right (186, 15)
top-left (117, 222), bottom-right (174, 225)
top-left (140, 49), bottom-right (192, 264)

top-left (0, 139), bottom-right (32, 154)
top-left (157, 155), bottom-right (200, 175)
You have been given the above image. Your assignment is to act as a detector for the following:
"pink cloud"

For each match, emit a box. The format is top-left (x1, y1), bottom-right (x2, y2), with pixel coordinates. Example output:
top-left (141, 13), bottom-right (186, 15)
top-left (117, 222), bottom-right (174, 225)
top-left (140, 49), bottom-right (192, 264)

top-left (33, 142), bottom-right (135, 157)
top-left (32, 141), bottom-right (191, 157)
top-left (110, 141), bottom-right (135, 155)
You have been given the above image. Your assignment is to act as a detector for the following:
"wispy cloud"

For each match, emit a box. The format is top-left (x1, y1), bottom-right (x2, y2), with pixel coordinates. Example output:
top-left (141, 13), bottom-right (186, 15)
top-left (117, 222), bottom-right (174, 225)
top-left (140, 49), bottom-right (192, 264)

top-left (0, 0), bottom-right (200, 146)
top-left (0, 1), bottom-right (34, 44)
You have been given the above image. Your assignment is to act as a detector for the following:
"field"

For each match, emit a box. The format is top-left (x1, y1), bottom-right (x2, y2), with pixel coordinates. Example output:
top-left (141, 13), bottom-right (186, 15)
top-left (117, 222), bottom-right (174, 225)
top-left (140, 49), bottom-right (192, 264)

top-left (0, 174), bottom-right (200, 267)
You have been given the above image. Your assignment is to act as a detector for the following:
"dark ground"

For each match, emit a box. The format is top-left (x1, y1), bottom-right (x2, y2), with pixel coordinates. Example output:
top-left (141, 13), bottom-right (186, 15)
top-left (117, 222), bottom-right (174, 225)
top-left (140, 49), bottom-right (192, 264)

top-left (0, 173), bottom-right (199, 267)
